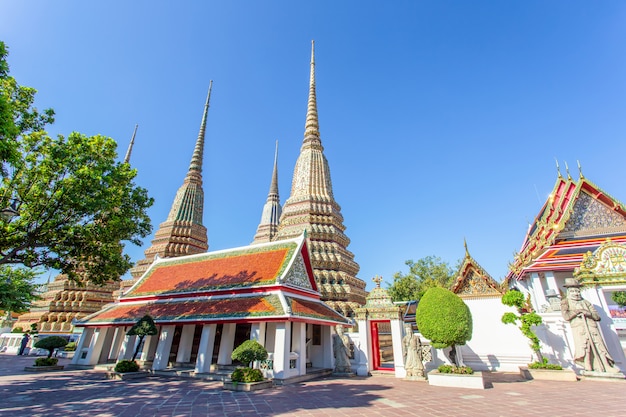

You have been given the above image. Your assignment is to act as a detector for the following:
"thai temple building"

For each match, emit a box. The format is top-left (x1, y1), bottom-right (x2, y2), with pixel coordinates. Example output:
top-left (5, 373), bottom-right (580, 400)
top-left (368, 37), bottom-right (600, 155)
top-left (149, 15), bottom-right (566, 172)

top-left (505, 163), bottom-right (626, 372)
top-left (265, 41), bottom-right (367, 318)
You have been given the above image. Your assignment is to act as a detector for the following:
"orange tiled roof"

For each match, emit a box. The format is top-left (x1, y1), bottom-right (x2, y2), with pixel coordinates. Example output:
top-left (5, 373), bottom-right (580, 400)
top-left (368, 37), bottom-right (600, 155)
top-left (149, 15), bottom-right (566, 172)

top-left (287, 297), bottom-right (349, 323)
top-left (126, 241), bottom-right (297, 297)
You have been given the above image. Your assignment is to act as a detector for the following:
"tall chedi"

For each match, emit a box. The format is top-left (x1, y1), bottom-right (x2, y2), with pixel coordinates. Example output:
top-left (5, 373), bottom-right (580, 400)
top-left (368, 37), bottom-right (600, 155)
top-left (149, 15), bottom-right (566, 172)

top-left (252, 141), bottom-right (282, 244)
top-left (275, 41), bottom-right (366, 317)
top-left (127, 84), bottom-right (212, 283)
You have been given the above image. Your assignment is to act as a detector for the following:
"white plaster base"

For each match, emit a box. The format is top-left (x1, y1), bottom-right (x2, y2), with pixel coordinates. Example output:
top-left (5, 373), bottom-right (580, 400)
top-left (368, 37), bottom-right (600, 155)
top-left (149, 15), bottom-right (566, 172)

top-left (427, 371), bottom-right (485, 389)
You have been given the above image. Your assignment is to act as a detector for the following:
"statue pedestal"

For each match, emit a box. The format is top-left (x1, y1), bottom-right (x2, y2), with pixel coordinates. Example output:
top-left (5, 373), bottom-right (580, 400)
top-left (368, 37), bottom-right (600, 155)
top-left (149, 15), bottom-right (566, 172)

top-left (332, 371), bottom-right (356, 377)
top-left (581, 370), bottom-right (625, 380)
top-left (405, 375), bottom-right (427, 381)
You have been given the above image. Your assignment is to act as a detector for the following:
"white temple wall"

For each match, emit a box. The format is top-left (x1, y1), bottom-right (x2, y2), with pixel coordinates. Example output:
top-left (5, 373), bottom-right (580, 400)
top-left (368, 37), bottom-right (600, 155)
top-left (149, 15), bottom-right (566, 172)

top-left (457, 297), bottom-right (534, 371)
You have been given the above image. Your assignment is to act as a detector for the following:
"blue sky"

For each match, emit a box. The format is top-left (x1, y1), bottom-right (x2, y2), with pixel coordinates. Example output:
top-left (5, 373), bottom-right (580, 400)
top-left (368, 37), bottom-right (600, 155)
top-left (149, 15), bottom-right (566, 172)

top-left (2, 1), bottom-right (626, 291)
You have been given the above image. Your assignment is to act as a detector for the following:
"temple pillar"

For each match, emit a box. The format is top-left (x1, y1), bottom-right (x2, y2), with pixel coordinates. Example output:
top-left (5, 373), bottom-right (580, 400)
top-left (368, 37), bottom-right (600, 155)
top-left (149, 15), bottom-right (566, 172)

top-left (392, 320), bottom-right (406, 378)
top-left (321, 325), bottom-right (333, 369)
top-left (97, 327), bottom-right (116, 364)
top-left (355, 318), bottom-right (372, 376)
top-left (140, 335), bottom-right (158, 362)
top-left (217, 323), bottom-right (236, 365)
top-left (83, 327), bottom-right (111, 365)
top-left (251, 322), bottom-right (266, 344)
top-left (292, 322), bottom-right (306, 375)
top-left (530, 272), bottom-right (548, 310)
top-left (273, 322), bottom-right (292, 379)
top-left (118, 335), bottom-right (138, 361)
top-left (153, 325), bottom-right (175, 370)
top-left (194, 324), bottom-right (216, 374)
top-left (176, 325), bottom-right (196, 364)
top-left (71, 327), bottom-right (93, 365)
top-left (108, 327), bottom-right (126, 362)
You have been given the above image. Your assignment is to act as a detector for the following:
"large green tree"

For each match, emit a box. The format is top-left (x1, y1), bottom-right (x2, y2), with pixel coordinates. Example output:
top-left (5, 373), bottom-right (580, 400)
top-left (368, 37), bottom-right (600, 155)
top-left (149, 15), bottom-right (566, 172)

top-left (0, 42), bottom-right (153, 285)
top-left (0, 265), bottom-right (40, 312)
top-left (387, 256), bottom-right (457, 302)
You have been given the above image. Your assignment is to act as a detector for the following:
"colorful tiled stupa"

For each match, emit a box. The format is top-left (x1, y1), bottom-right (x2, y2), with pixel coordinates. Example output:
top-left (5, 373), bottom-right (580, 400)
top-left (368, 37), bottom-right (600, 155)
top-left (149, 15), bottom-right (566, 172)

top-left (123, 83), bottom-right (212, 292)
top-left (272, 42), bottom-right (367, 317)
top-left (252, 141), bottom-right (282, 244)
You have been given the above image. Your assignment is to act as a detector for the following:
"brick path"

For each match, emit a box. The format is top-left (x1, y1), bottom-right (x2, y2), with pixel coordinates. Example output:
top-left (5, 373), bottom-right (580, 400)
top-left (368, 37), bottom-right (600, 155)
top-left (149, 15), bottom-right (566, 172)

top-left (1, 353), bottom-right (625, 416)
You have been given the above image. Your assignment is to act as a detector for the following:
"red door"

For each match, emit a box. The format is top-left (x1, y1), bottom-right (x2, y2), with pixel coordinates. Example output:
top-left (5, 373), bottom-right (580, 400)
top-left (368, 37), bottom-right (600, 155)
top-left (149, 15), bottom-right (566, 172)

top-left (370, 320), bottom-right (394, 371)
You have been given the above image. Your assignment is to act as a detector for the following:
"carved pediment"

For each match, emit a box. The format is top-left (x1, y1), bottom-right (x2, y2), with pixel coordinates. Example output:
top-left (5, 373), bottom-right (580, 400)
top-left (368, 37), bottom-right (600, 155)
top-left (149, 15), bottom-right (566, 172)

top-left (282, 254), bottom-right (313, 290)
top-left (563, 192), bottom-right (626, 236)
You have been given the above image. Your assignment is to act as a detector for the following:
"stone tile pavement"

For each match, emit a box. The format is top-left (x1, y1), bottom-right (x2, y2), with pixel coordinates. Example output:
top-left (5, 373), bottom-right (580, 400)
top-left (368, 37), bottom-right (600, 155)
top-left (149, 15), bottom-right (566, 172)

top-left (1, 353), bottom-right (625, 417)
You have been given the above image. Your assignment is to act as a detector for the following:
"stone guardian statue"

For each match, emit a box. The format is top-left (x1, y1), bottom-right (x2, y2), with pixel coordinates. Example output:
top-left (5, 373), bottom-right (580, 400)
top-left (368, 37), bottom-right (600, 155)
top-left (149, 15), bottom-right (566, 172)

top-left (561, 278), bottom-right (620, 374)
top-left (333, 325), bottom-right (352, 374)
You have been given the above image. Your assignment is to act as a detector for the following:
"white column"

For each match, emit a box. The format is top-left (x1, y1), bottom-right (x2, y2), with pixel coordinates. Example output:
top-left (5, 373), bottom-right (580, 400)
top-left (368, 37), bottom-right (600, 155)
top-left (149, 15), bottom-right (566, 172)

top-left (140, 335), bottom-right (156, 361)
top-left (531, 273), bottom-right (548, 310)
top-left (108, 327), bottom-right (126, 361)
top-left (145, 332), bottom-right (160, 361)
top-left (194, 324), bottom-right (216, 374)
top-left (545, 271), bottom-right (557, 290)
top-left (217, 323), bottom-right (236, 365)
top-left (273, 322), bottom-right (292, 379)
top-left (356, 318), bottom-right (371, 376)
top-left (390, 319), bottom-right (405, 378)
top-left (118, 335), bottom-right (137, 361)
top-left (175, 325), bottom-right (196, 364)
top-left (251, 322), bottom-right (266, 344)
top-left (71, 327), bottom-right (93, 365)
top-left (292, 322), bottom-right (306, 376)
top-left (153, 325), bottom-right (175, 370)
top-left (84, 327), bottom-right (111, 365)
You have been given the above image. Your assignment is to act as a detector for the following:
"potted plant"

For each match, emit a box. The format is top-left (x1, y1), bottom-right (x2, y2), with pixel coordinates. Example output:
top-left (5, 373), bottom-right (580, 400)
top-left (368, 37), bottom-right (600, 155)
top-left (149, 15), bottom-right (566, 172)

top-left (107, 315), bottom-right (156, 380)
top-left (223, 340), bottom-right (273, 391)
top-left (416, 287), bottom-right (483, 388)
top-left (25, 336), bottom-right (67, 372)
top-left (501, 290), bottom-right (577, 381)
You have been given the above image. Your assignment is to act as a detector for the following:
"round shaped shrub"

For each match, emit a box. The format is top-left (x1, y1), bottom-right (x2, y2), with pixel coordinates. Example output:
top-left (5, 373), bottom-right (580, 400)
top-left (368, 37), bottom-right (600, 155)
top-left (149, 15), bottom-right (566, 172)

top-left (231, 340), bottom-right (268, 366)
top-left (34, 357), bottom-right (58, 367)
top-left (34, 336), bottom-right (68, 358)
top-left (114, 360), bottom-right (140, 373)
top-left (416, 287), bottom-right (473, 349)
top-left (231, 367), bottom-right (264, 383)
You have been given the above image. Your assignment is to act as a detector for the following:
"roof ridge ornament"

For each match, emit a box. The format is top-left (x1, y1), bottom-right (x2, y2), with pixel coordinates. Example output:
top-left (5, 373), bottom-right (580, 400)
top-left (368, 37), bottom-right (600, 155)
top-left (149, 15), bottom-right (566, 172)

top-left (564, 161), bottom-right (572, 181)
top-left (124, 124), bottom-right (138, 164)
top-left (577, 160), bottom-right (584, 180)
top-left (555, 158), bottom-right (562, 179)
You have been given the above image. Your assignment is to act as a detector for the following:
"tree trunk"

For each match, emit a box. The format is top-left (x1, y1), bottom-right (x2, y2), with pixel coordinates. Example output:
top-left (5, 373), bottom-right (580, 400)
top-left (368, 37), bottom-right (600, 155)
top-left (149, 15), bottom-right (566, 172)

top-left (131, 335), bottom-right (144, 361)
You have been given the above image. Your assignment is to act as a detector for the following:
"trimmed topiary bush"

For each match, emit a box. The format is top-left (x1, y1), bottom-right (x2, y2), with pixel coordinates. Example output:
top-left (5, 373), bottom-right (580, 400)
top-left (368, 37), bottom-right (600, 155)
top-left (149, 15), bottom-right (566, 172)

top-left (33, 336), bottom-right (67, 358)
top-left (114, 359), bottom-right (140, 373)
top-left (127, 314), bottom-right (158, 361)
top-left (231, 340), bottom-right (268, 366)
top-left (416, 287), bottom-right (472, 365)
top-left (231, 367), bottom-right (264, 383)
top-left (34, 357), bottom-right (58, 367)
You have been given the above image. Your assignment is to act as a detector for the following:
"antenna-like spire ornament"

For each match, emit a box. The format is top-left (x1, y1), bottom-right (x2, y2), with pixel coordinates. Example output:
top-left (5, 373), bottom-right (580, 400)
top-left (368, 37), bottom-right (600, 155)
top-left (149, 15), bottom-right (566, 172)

top-left (564, 161), bottom-right (572, 180)
top-left (555, 158), bottom-right (562, 178)
top-left (188, 81), bottom-right (213, 177)
top-left (577, 160), bottom-right (584, 179)
top-left (124, 124), bottom-right (138, 164)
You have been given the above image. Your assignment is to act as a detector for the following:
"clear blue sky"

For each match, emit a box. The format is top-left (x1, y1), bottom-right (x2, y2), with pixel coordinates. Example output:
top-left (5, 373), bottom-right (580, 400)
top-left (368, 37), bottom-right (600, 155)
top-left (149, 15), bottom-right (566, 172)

top-left (2, 1), bottom-right (626, 291)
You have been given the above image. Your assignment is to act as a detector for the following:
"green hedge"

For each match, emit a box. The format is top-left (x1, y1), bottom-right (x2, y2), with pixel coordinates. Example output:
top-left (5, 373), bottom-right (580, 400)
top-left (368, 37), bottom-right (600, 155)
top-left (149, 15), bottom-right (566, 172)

top-left (114, 360), bottom-right (140, 373)
top-left (231, 367), bottom-right (264, 383)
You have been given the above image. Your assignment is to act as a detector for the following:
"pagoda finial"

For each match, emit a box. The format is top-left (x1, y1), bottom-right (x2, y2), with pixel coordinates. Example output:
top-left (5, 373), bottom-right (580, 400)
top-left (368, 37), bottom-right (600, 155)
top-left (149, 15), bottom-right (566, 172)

top-left (303, 40), bottom-right (321, 147)
top-left (555, 158), bottom-right (562, 179)
top-left (564, 161), bottom-right (572, 180)
top-left (124, 124), bottom-right (138, 164)
top-left (373, 275), bottom-right (383, 288)
top-left (577, 160), bottom-right (584, 180)
top-left (464, 238), bottom-right (470, 257)
top-left (270, 140), bottom-right (279, 196)
top-left (187, 81), bottom-right (212, 178)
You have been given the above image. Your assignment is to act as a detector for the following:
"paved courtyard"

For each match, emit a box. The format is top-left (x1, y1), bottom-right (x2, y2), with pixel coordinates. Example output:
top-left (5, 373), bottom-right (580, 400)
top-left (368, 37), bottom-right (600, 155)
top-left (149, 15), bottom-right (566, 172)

top-left (1, 354), bottom-right (626, 417)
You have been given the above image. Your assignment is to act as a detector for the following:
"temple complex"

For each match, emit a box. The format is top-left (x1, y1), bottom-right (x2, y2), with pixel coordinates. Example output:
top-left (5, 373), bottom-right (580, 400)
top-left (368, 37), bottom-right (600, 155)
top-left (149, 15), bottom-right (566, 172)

top-left (270, 41), bottom-right (367, 317)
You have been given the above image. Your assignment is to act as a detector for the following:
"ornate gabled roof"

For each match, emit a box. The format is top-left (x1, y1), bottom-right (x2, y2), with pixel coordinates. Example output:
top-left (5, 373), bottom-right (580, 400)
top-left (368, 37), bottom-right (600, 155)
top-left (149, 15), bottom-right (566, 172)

top-left (575, 238), bottom-right (626, 285)
top-left (126, 234), bottom-right (315, 298)
top-left (252, 141), bottom-right (282, 244)
top-left (129, 84), bottom-right (212, 279)
top-left (508, 166), bottom-right (626, 281)
top-left (451, 241), bottom-right (502, 298)
top-left (77, 234), bottom-right (350, 327)
top-left (275, 41), bottom-right (366, 315)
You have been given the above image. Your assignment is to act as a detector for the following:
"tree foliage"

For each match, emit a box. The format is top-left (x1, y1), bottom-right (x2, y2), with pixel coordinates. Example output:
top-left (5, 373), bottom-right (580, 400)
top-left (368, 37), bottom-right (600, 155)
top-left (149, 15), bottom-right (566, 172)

top-left (416, 287), bottom-right (473, 351)
top-left (0, 42), bottom-right (153, 285)
top-left (231, 339), bottom-right (268, 367)
top-left (127, 314), bottom-right (158, 361)
top-left (501, 290), bottom-right (543, 362)
top-left (0, 265), bottom-right (41, 312)
top-left (387, 256), bottom-right (457, 302)
top-left (34, 335), bottom-right (67, 358)
top-left (612, 291), bottom-right (626, 307)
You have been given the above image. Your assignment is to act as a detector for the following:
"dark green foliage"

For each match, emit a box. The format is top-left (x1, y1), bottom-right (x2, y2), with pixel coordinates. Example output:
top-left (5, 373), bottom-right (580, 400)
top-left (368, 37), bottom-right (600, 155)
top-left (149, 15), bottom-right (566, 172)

top-left (501, 290), bottom-right (543, 361)
top-left (416, 287), bottom-right (473, 350)
top-left (33, 336), bottom-right (67, 358)
top-left (114, 359), bottom-right (140, 373)
top-left (612, 291), bottom-right (626, 307)
top-left (388, 256), bottom-right (457, 302)
top-left (127, 314), bottom-right (158, 361)
top-left (438, 364), bottom-right (474, 374)
top-left (34, 357), bottom-right (58, 366)
top-left (0, 266), bottom-right (40, 312)
top-left (231, 367), bottom-right (264, 383)
top-left (231, 340), bottom-right (268, 366)
top-left (528, 357), bottom-right (562, 370)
